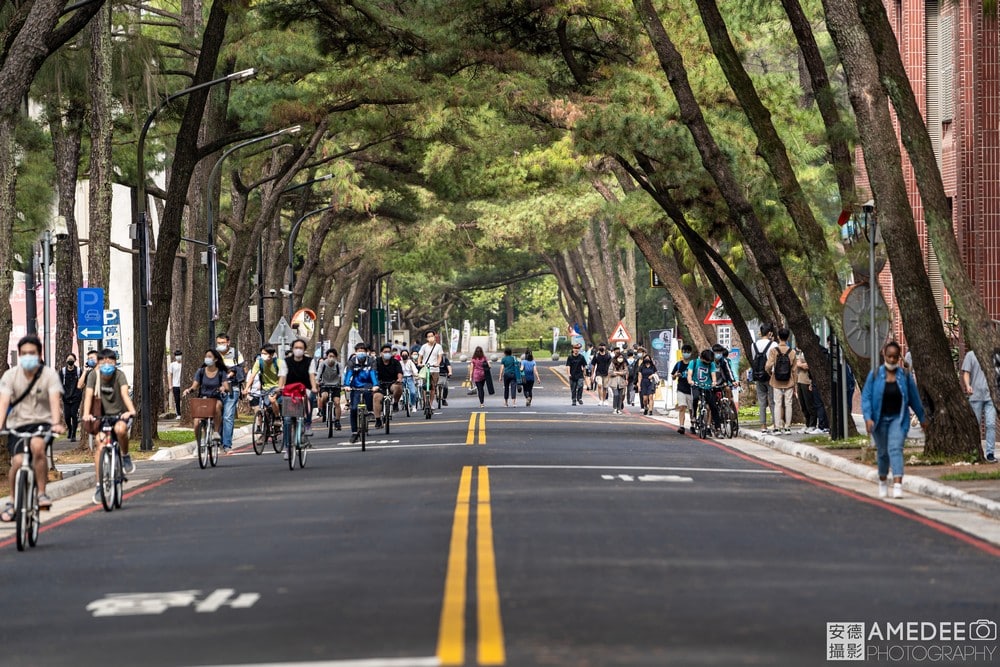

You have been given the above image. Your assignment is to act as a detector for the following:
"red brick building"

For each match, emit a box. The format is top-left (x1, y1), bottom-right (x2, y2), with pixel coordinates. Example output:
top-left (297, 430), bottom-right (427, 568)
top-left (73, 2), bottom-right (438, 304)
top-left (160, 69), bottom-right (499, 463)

top-left (858, 0), bottom-right (1000, 350)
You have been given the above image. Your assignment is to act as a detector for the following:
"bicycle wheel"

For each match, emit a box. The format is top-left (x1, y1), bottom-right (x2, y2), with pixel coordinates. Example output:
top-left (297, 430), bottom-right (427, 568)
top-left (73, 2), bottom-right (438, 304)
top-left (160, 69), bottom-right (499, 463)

top-left (730, 413), bottom-right (740, 438)
top-left (14, 470), bottom-right (29, 551)
top-left (252, 411), bottom-right (265, 455)
top-left (297, 437), bottom-right (308, 468)
top-left (27, 481), bottom-right (39, 548)
top-left (100, 447), bottom-right (114, 512)
top-left (209, 430), bottom-right (220, 467)
top-left (270, 412), bottom-right (283, 454)
top-left (288, 418), bottom-right (297, 470)
top-left (719, 403), bottom-right (732, 438)
top-left (359, 407), bottom-right (367, 452)
top-left (113, 449), bottom-right (123, 509)
top-left (327, 401), bottom-right (334, 439)
top-left (197, 421), bottom-right (209, 469)
top-left (384, 402), bottom-right (391, 435)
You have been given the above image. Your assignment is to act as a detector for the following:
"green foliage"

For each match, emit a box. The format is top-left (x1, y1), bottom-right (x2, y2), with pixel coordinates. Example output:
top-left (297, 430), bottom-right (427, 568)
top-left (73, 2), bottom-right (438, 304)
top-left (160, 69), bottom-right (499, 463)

top-left (12, 119), bottom-right (56, 258)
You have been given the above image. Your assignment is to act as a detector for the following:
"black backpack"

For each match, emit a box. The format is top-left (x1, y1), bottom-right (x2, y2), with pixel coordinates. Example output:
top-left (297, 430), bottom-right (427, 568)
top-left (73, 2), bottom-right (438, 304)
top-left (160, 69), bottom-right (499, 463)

top-left (751, 341), bottom-right (773, 382)
top-left (773, 347), bottom-right (792, 382)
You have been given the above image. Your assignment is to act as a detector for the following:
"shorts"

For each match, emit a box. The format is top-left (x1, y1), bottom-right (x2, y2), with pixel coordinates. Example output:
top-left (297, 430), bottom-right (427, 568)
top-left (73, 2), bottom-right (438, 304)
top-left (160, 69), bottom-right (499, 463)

top-left (320, 386), bottom-right (341, 398)
top-left (594, 375), bottom-right (608, 388)
top-left (675, 391), bottom-right (693, 410)
top-left (6, 423), bottom-right (53, 457)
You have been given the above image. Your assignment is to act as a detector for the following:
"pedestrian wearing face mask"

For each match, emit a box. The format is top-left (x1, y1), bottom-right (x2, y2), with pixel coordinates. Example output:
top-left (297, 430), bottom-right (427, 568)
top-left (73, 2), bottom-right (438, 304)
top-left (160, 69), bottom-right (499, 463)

top-left (671, 345), bottom-right (694, 433)
top-left (608, 351), bottom-right (629, 414)
top-left (60, 353), bottom-right (82, 442)
top-left (862, 341), bottom-right (927, 499)
top-left (639, 355), bottom-right (660, 415)
top-left (181, 349), bottom-right (230, 445)
top-left (77, 349), bottom-right (99, 394)
top-left (167, 350), bottom-right (183, 418)
top-left (626, 351), bottom-right (639, 407)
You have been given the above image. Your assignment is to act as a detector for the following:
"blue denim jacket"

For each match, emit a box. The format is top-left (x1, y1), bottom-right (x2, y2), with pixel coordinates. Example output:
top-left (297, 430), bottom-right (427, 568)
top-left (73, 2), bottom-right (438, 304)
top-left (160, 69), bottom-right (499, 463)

top-left (861, 366), bottom-right (926, 433)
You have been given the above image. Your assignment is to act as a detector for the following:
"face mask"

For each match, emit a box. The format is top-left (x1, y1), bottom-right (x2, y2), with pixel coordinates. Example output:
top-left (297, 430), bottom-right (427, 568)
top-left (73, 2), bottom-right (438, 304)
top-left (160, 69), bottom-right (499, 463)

top-left (356, 352), bottom-right (368, 360)
top-left (204, 358), bottom-right (215, 366)
top-left (885, 362), bottom-right (898, 371)
top-left (100, 364), bottom-right (115, 376)
top-left (401, 355), bottom-right (409, 360)
top-left (260, 354), bottom-right (270, 362)
top-left (216, 344), bottom-right (228, 353)
top-left (682, 353), bottom-right (691, 360)
top-left (382, 353), bottom-right (392, 361)
top-left (19, 354), bottom-right (40, 371)
top-left (714, 353), bottom-right (723, 360)
top-left (292, 349), bottom-right (305, 359)
top-left (327, 357), bottom-right (337, 364)
top-left (86, 359), bottom-right (97, 368)
top-left (66, 360), bottom-right (75, 366)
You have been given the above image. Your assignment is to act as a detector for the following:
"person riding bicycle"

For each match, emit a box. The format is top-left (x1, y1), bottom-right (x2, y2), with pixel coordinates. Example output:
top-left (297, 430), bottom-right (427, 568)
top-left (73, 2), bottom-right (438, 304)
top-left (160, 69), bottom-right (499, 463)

top-left (82, 348), bottom-right (138, 504)
top-left (712, 344), bottom-right (738, 406)
top-left (345, 342), bottom-right (378, 443)
top-left (417, 331), bottom-right (444, 411)
top-left (688, 348), bottom-right (722, 436)
top-left (374, 344), bottom-right (403, 425)
top-left (438, 353), bottom-right (452, 406)
top-left (278, 338), bottom-right (318, 458)
top-left (245, 344), bottom-right (286, 420)
top-left (0, 335), bottom-right (64, 521)
top-left (215, 333), bottom-right (245, 454)
top-left (400, 349), bottom-right (419, 410)
top-left (180, 349), bottom-right (230, 446)
top-left (316, 348), bottom-right (343, 431)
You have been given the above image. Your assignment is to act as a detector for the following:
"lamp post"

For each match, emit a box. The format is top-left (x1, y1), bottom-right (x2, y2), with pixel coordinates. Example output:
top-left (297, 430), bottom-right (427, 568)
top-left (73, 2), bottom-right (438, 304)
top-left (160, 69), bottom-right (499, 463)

top-left (135, 67), bottom-right (255, 451)
top-left (205, 124), bottom-right (301, 344)
top-left (285, 205), bottom-right (335, 321)
top-left (40, 216), bottom-right (69, 364)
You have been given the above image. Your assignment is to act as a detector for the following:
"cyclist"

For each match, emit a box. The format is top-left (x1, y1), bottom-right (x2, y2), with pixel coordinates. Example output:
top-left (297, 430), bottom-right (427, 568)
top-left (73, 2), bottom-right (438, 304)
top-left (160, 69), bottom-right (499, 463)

top-left (180, 349), bottom-right (230, 444)
top-left (417, 331), bottom-right (444, 410)
top-left (0, 335), bottom-right (64, 520)
top-left (278, 338), bottom-right (318, 457)
top-left (215, 333), bottom-right (245, 454)
top-left (245, 344), bottom-right (286, 420)
top-left (316, 348), bottom-right (343, 431)
top-left (345, 342), bottom-right (378, 443)
top-left (400, 349), bottom-right (419, 410)
top-left (82, 348), bottom-right (138, 503)
top-left (374, 344), bottom-right (403, 425)
top-left (712, 343), bottom-right (739, 409)
top-left (688, 348), bottom-right (722, 435)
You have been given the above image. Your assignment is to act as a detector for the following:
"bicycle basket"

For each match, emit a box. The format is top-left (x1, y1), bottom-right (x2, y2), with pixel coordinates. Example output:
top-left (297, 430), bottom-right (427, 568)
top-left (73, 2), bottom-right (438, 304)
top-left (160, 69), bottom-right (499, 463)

top-left (189, 397), bottom-right (218, 419)
top-left (282, 396), bottom-right (307, 419)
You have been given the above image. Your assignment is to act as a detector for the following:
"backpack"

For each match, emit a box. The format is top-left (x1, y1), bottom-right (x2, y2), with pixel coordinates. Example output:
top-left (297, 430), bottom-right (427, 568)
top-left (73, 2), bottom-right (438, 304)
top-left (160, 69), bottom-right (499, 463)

top-left (773, 347), bottom-right (792, 382)
top-left (752, 341), bottom-right (773, 382)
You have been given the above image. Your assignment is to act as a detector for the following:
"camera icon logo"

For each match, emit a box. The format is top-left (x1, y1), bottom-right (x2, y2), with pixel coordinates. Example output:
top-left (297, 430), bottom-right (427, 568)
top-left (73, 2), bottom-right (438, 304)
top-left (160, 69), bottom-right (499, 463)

top-left (970, 620), bottom-right (997, 641)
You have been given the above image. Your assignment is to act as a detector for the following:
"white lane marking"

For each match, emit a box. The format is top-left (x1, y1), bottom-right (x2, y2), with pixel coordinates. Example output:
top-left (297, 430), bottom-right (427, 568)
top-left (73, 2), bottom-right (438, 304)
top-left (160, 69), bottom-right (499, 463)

top-left (86, 589), bottom-right (259, 617)
top-left (601, 475), bottom-right (616, 480)
top-left (186, 658), bottom-right (441, 667)
top-left (487, 464), bottom-right (781, 475)
top-left (618, 474), bottom-right (635, 482)
top-left (638, 474), bottom-right (694, 483)
top-left (232, 442), bottom-right (469, 456)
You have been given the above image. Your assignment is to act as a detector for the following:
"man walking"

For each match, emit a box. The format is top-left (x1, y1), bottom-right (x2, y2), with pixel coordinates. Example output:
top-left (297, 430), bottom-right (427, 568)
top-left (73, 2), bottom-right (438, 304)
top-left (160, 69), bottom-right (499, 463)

top-left (962, 349), bottom-right (996, 462)
top-left (765, 327), bottom-right (797, 435)
top-left (566, 343), bottom-right (587, 405)
top-left (60, 353), bottom-right (82, 442)
top-left (590, 344), bottom-right (613, 406)
top-left (751, 324), bottom-right (777, 433)
top-left (168, 350), bottom-right (183, 417)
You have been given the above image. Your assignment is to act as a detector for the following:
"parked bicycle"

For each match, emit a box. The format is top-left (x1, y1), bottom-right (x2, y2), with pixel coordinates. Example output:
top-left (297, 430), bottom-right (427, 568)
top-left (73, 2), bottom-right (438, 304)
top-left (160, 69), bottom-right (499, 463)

top-left (1, 425), bottom-right (51, 551)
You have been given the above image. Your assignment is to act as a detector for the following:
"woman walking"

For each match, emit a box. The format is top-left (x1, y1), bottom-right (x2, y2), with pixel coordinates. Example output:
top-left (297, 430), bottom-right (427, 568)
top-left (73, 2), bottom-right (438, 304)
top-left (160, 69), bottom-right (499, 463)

top-left (638, 355), bottom-right (660, 415)
top-left (862, 341), bottom-right (927, 499)
top-left (520, 349), bottom-right (537, 407)
top-left (469, 346), bottom-right (490, 408)
top-left (608, 350), bottom-right (629, 414)
top-left (499, 347), bottom-right (520, 407)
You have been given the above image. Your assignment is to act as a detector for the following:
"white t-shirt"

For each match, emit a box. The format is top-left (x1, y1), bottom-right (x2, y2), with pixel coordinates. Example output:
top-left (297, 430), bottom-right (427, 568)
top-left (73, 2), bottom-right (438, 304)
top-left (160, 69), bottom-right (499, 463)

top-left (419, 343), bottom-right (443, 372)
top-left (169, 361), bottom-right (183, 388)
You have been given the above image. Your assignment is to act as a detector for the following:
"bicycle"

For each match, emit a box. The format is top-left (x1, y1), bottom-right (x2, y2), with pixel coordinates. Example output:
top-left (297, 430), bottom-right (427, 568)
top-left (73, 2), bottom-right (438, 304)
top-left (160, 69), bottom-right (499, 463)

top-left (421, 372), bottom-right (434, 420)
top-left (346, 387), bottom-right (375, 452)
top-left (714, 385), bottom-right (739, 439)
top-left (691, 390), bottom-right (711, 440)
top-left (435, 381), bottom-right (445, 410)
top-left (400, 382), bottom-right (412, 418)
top-left (281, 393), bottom-right (309, 470)
top-left (379, 385), bottom-right (392, 435)
top-left (190, 397), bottom-right (222, 469)
top-left (250, 392), bottom-right (282, 456)
top-left (321, 385), bottom-right (342, 439)
top-left (97, 416), bottom-right (126, 512)
top-left (2, 426), bottom-right (51, 551)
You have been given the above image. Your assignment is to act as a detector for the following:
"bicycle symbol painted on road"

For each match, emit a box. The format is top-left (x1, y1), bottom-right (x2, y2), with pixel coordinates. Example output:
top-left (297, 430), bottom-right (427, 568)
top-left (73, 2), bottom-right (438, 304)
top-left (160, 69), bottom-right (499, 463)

top-left (85, 588), bottom-right (259, 616)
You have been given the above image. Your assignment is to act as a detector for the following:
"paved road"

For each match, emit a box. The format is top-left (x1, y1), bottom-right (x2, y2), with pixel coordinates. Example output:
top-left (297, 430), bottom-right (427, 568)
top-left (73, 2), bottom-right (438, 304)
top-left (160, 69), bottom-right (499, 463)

top-left (1, 362), bottom-right (998, 666)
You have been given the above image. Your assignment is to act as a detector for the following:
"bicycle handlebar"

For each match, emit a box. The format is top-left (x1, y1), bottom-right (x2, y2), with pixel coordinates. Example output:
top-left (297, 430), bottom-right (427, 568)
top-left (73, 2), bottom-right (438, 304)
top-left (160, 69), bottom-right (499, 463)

top-left (1, 426), bottom-right (53, 439)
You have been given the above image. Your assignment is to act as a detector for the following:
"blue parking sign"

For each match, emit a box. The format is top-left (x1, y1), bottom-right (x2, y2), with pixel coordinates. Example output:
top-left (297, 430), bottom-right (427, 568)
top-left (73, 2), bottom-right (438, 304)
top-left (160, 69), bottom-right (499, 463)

top-left (77, 288), bottom-right (104, 340)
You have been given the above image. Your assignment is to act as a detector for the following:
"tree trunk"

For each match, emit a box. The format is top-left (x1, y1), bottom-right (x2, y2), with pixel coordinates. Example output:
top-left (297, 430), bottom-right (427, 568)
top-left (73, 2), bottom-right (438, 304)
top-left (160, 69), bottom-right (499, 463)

top-left (856, 0), bottom-right (1000, 432)
top-left (87, 2), bottom-right (113, 302)
top-left (822, 0), bottom-right (980, 457)
top-left (48, 105), bottom-right (85, 360)
top-left (621, 242), bottom-right (637, 342)
top-left (0, 116), bottom-right (17, 376)
top-left (632, 0), bottom-right (834, 425)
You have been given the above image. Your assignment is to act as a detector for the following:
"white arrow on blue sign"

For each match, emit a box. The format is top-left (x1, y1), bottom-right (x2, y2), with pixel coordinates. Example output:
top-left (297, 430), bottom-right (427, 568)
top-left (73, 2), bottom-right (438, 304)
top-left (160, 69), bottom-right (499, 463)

top-left (77, 288), bottom-right (105, 340)
top-left (79, 328), bottom-right (102, 338)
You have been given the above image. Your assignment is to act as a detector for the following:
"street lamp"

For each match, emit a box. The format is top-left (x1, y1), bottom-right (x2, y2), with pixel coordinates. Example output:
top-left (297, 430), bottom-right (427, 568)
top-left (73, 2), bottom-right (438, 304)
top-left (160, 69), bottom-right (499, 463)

top-left (285, 204), bottom-right (335, 321)
top-left (135, 67), bottom-right (255, 451)
top-left (205, 124), bottom-right (301, 344)
top-left (41, 216), bottom-right (69, 364)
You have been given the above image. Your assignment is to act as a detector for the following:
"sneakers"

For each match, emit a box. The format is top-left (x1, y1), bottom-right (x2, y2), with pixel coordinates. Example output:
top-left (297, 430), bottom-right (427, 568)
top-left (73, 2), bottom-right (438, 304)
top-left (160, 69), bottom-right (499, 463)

top-left (282, 449), bottom-right (289, 460)
top-left (878, 481), bottom-right (888, 498)
top-left (571, 401), bottom-right (577, 406)
top-left (678, 427), bottom-right (685, 435)
top-left (123, 454), bottom-right (136, 475)
top-left (893, 483), bottom-right (903, 499)
top-left (92, 485), bottom-right (102, 505)
top-left (334, 420), bottom-right (342, 431)
top-left (987, 453), bottom-right (997, 463)
top-left (442, 399), bottom-right (448, 406)
top-left (375, 418), bottom-right (383, 428)
top-left (393, 402), bottom-right (399, 412)
top-left (760, 427), bottom-right (771, 434)
top-left (782, 428), bottom-right (791, 435)
top-left (350, 433), bottom-right (360, 444)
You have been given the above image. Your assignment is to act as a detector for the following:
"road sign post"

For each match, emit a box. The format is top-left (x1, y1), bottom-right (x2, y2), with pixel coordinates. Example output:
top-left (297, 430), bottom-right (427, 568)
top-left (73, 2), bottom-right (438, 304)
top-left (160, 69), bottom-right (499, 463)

top-left (268, 316), bottom-right (296, 357)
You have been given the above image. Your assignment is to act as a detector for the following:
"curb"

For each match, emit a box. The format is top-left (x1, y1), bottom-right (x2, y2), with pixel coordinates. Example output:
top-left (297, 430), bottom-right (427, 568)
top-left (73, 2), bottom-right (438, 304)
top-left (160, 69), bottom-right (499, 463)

top-left (736, 426), bottom-right (1000, 521)
top-left (149, 424), bottom-right (254, 461)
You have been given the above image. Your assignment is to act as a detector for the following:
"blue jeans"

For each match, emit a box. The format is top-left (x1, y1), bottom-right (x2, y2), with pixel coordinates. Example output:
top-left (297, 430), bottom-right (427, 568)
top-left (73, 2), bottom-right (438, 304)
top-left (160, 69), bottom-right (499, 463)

top-left (872, 415), bottom-right (906, 479)
top-left (221, 388), bottom-right (239, 448)
top-left (403, 377), bottom-right (418, 406)
top-left (969, 398), bottom-right (997, 456)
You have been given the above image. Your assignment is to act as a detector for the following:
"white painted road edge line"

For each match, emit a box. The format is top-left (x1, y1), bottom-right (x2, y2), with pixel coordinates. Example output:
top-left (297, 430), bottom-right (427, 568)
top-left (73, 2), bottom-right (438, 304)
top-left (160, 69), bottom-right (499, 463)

top-left (187, 657), bottom-right (440, 667)
top-left (232, 442), bottom-right (470, 456)
top-left (487, 464), bottom-right (782, 474)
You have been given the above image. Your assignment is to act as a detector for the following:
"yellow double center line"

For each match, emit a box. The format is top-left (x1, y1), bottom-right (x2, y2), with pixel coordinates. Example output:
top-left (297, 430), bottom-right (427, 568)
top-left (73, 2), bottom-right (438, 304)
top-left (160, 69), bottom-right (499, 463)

top-left (437, 466), bottom-right (506, 665)
top-left (466, 412), bottom-right (487, 445)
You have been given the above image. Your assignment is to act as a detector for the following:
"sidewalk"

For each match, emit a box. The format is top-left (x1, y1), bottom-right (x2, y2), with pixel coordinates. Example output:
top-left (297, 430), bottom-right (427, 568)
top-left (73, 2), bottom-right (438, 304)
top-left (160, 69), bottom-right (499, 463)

top-left (656, 409), bottom-right (1000, 521)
